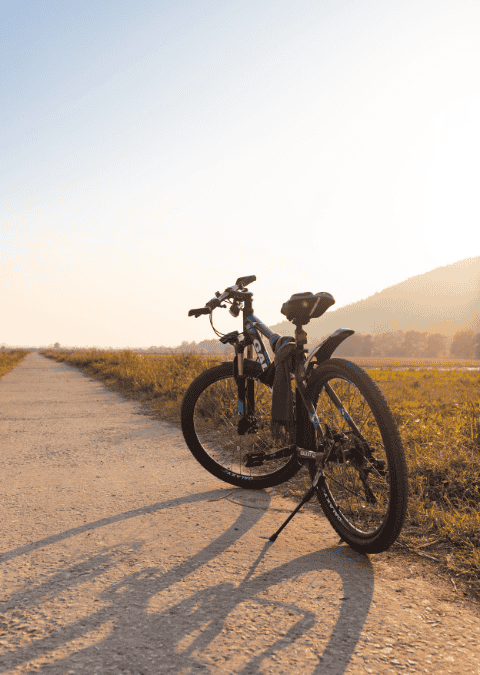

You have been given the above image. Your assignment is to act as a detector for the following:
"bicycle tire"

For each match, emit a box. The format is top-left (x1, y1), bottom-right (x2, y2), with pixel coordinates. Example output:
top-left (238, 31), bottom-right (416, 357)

top-left (307, 358), bottom-right (408, 553)
top-left (181, 361), bottom-right (301, 489)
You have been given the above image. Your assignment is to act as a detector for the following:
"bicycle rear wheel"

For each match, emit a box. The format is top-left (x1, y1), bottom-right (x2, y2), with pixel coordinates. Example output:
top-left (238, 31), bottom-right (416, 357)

top-left (308, 358), bottom-right (408, 553)
top-left (181, 361), bottom-right (301, 489)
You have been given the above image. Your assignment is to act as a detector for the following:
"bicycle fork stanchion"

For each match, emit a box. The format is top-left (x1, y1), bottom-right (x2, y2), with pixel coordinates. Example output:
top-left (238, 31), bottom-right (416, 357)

top-left (268, 466), bottom-right (323, 542)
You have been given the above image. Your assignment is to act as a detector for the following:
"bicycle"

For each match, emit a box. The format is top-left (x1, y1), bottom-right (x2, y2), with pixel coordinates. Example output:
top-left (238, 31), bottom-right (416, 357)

top-left (181, 276), bottom-right (408, 553)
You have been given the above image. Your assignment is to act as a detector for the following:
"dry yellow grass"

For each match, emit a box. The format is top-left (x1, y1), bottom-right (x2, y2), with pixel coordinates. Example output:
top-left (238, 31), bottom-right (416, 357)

top-left (0, 350), bottom-right (28, 378)
top-left (345, 355), bottom-right (480, 370)
top-left (42, 348), bottom-right (480, 599)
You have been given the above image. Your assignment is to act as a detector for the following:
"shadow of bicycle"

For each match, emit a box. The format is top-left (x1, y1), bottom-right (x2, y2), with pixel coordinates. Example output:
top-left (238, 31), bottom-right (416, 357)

top-left (1, 488), bottom-right (374, 674)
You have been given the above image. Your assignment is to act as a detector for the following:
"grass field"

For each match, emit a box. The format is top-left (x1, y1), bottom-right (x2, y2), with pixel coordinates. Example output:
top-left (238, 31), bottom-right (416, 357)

top-left (0, 350), bottom-right (28, 379)
top-left (42, 348), bottom-right (480, 599)
top-left (343, 355), bottom-right (480, 370)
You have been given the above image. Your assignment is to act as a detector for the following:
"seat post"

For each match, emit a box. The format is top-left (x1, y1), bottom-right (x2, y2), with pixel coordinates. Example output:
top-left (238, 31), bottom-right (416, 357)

top-left (294, 322), bottom-right (308, 349)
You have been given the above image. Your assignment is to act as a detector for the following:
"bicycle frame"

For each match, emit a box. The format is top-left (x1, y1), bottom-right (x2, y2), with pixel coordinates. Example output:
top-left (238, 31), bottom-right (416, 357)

top-left (185, 277), bottom-right (408, 551)
top-left (226, 296), bottom-right (319, 462)
top-left (230, 294), bottom-right (367, 465)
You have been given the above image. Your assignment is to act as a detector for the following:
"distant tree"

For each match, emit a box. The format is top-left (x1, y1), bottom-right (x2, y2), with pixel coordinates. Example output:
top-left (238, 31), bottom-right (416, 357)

top-left (54, 342), bottom-right (60, 349)
top-left (474, 334), bottom-right (480, 360)
top-left (450, 330), bottom-right (475, 359)
top-left (336, 333), bottom-right (373, 356)
top-left (179, 340), bottom-right (198, 353)
top-left (360, 334), bottom-right (374, 356)
top-left (372, 331), bottom-right (404, 357)
top-left (423, 333), bottom-right (446, 358)
top-left (401, 331), bottom-right (427, 357)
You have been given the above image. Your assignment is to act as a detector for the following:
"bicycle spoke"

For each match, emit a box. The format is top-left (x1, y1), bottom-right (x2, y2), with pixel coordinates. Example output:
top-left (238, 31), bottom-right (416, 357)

top-left (317, 377), bottom-right (391, 534)
top-left (193, 374), bottom-right (292, 477)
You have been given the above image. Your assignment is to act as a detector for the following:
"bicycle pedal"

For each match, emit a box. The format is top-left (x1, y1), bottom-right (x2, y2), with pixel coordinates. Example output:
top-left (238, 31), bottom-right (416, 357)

top-left (244, 452), bottom-right (265, 467)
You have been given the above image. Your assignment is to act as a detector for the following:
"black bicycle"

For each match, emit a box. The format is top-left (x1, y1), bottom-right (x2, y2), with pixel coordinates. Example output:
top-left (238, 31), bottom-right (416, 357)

top-left (181, 276), bottom-right (408, 553)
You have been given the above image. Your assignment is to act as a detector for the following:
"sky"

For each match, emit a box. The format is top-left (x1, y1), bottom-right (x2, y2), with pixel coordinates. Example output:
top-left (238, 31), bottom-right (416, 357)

top-left (2, 0), bottom-right (480, 348)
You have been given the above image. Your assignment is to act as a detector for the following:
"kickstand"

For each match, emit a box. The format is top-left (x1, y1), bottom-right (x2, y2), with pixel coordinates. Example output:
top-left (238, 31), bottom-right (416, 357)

top-left (268, 485), bottom-right (316, 542)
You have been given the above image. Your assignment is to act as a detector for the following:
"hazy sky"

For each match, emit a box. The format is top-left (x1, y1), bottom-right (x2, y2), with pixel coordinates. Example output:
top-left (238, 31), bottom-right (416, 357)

top-left (2, 0), bottom-right (479, 348)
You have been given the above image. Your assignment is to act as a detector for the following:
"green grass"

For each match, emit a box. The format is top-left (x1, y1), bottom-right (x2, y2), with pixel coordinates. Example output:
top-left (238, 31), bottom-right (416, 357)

top-left (41, 349), bottom-right (480, 598)
top-left (0, 350), bottom-right (28, 378)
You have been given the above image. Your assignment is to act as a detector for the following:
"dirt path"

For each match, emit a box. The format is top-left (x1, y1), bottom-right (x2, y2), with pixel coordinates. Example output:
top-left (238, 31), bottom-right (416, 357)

top-left (0, 352), bottom-right (478, 675)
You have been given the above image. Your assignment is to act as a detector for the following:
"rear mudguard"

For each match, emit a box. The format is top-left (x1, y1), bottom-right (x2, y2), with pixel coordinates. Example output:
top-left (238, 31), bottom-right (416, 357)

top-left (305, 328), bottom-right (355, 377)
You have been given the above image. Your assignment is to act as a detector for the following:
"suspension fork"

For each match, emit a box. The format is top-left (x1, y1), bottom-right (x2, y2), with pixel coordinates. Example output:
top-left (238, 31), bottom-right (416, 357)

top-left (234, 342), bottom-right (256, 434)
top-left (245, 343), bottom-right (255, 417)
top-left (234, 344), bottom-right (246, 415)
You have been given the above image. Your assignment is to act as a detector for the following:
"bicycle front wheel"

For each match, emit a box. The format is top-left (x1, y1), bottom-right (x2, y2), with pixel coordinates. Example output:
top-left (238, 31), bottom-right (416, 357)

top-left (181, 362), bottom-right (301, 489)
top-left (308, 358), bottom-right (408, 553)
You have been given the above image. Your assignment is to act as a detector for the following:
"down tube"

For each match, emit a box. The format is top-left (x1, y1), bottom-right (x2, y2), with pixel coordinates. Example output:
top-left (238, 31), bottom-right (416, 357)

top-left (244, 315), bottom-right (274, 371)
top-left (245, 315), bottom-right (275, 341)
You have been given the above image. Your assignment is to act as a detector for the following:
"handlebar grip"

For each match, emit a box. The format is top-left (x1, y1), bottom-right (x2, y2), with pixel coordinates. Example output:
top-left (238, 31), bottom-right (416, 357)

top-left (236, 275), bottom-right (256, 287)
top-left (188, 307), bottom-right (211, 318)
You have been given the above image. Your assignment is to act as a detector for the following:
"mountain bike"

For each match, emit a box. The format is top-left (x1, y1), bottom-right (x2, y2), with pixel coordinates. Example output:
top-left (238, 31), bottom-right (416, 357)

top-left (180, 276), bottom-right (408, 553)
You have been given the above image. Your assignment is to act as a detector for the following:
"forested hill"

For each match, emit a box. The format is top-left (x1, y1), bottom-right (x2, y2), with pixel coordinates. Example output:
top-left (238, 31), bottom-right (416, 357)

top-left (270, 256), bottom-right (480, 340)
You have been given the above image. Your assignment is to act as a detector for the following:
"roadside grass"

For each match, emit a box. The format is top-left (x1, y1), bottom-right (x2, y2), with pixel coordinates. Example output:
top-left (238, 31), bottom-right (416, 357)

top-left (42, 349), bottom-right (480, 599)
top-left (341, 355), bottom-right (480, 370)
top-left (40, 349), bottom-right (224, 421)
top-left (0, 350), bottom-right (28, 378)
top-left (371, 368), bottom-right (480, 595)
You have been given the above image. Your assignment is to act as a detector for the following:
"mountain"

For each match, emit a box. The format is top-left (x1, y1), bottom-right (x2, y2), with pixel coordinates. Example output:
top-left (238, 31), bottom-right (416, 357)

top-left (270, 256), bottom-right (480, 340)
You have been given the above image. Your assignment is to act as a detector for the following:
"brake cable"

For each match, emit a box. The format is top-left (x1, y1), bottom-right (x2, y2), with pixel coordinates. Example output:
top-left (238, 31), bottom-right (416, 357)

top-left (208, 298), bottom-right (236, 338)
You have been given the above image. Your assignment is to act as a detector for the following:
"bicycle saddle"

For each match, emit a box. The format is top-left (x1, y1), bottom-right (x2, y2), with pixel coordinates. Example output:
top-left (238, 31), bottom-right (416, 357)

top-left (281, 292), bottom-right (335, 324)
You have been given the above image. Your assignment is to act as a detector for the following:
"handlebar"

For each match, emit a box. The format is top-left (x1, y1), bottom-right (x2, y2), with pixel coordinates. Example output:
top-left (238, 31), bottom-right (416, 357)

top-left (188, 275), bottom-right (256, 318)
top-left (235, 275), bottom-right (256, 287)
top-left (188, 307), bottom-right (211, 318)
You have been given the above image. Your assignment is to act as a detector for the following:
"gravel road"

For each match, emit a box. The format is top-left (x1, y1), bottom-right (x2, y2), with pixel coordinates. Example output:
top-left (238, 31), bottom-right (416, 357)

top-left (1, 352), bottom-right (479, 675)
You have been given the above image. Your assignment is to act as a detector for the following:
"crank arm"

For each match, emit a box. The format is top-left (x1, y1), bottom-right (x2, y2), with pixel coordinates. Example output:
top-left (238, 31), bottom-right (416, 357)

top-left (297, 448), bottom-right (325, 462)
top-left (268, 445), bottom-right (297, 460)
top-left (244, 445), bottom-right (296, 468)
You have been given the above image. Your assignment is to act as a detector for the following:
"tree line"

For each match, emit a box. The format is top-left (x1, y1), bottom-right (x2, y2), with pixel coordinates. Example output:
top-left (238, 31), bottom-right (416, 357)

top-left (147, 339), bottom-right (231, 355)
top-left (332, 329), bottom-right (480, 359)
top-left (148, 330), bottom-right (480, 359)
